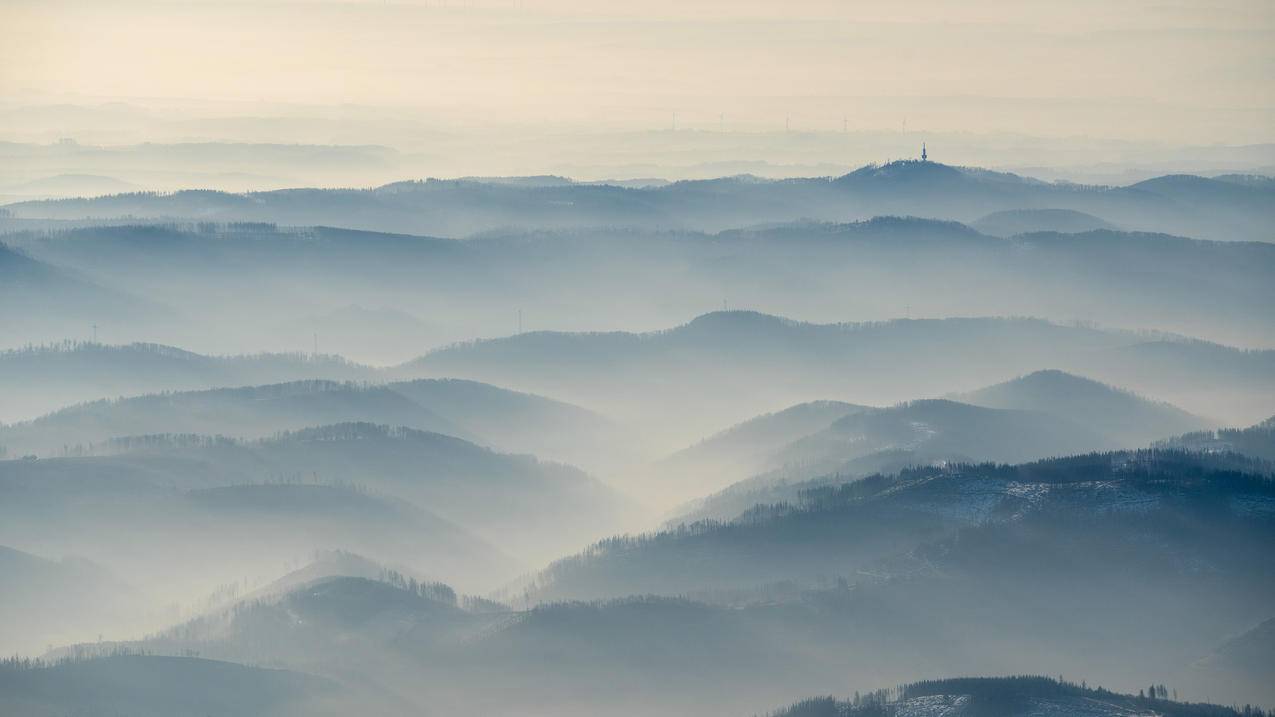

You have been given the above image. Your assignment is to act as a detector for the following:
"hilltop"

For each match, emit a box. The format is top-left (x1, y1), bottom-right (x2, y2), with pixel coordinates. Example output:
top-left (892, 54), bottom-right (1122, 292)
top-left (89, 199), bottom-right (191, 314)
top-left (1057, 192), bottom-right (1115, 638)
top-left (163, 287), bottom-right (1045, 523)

top-left (956, 369), bottom-right (1210, 446)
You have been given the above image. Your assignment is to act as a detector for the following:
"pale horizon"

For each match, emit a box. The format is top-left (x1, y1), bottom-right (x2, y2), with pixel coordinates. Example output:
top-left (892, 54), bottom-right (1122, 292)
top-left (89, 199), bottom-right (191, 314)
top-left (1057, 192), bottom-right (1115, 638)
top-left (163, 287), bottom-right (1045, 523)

top-left (4, 1), bottom-right (1273, 147)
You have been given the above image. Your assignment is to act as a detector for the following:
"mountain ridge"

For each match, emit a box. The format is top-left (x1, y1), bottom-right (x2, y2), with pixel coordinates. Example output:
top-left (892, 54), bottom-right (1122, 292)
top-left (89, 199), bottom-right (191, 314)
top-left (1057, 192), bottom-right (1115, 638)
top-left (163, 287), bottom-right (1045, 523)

top-left (7, 162), bottom-right (1271, 242)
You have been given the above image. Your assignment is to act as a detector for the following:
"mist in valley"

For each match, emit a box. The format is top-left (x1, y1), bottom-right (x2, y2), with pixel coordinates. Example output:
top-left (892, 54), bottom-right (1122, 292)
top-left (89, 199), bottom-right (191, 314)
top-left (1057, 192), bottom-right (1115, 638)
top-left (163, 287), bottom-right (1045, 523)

top-left (2, 1), bottom-right (1274, 716)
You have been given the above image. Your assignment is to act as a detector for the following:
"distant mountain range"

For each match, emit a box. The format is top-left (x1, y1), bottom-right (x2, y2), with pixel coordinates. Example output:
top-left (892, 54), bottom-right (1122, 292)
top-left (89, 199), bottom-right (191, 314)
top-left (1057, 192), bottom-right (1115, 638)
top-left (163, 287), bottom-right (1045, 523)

top-left (5, 162), bottom-right (1272, 242)
top-left (0, 372), bottom-right (625, 472)
top-left (407, 311), bottom-right (1266, 455)
top-left (5, 217), bottom-right (1272, 354)
top-left (0, 378), bottom-right (453, 453)
top-left (2, 173), bottom-right (140, 199)
top-left (0, 342), bottom-right (374, 423)
top-left (2, 319), bottom-right (1254, 483)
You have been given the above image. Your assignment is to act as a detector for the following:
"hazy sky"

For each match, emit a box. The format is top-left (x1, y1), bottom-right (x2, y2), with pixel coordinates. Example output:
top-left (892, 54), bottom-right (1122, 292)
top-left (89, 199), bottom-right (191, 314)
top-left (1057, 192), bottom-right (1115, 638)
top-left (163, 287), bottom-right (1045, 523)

top-left (2, 0), bottom-right (1272, 145)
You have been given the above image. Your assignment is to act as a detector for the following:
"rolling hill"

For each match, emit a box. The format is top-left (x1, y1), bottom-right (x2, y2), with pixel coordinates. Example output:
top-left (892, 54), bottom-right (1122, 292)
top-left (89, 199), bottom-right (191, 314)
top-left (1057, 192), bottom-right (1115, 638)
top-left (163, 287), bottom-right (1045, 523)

top-left (769, 398), bottom-right (1112, 474)
top-left (667, 372), bottom-right (1209, 522)
top-left (653, 398), bottom-right (1114, 507)
top-left (522, 450), bottom-right (1275, 603)
top-left (0, 379), bottom-right (456, 456)
top-left (383, 378), bottom-right (631, 471)
top-left (972, 207), bottom-right (1118, 236)
top-left (0, 342), bottom-right (375, 424)
top-left (0, 455), bottom-right (519, 603)
top-left (955, 369), bottom-right (1211, 446)
top-left (405, 311), bottom-right (1272, 456)
top-left (75, 422), bottom-right (636, 561)
top-left (653, 400), bottom-right (868, 501)
top-left (0, 376), bottom-right (623, 472)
